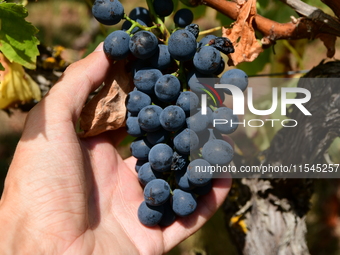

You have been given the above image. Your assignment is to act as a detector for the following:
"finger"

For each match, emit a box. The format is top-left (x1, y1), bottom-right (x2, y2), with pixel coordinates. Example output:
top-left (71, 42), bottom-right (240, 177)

top-left (162, 176), bottom-right (232, 252)
top-left (43, 43), bottom-right (111, 123)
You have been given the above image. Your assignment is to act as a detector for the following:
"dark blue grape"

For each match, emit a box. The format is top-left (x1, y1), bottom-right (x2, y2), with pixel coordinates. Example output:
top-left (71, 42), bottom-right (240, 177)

top-left (187, 159), bottom-right (213, 187)
top-left (130, 137), bottom-right (153, 160)
top-left (134, 68), bottom-right (162, 95)
top-left (146, 128), bottom-right (169, 145)
top-left (198, 34), bottom-right (217, 48)
top-left (103, 30), bottom-right (130, 60)
top-left (174, 9), bottom-right (194, 27)
top-left (138, 201), bottom-right (164, 227)
top-left (159, 105), bottom-right (186, 132)
top-left (187, 70), bottom-right (213, 94)
top-left (202, 139), bottom-right (234, 165)
top-left (172, 189), bottom-right (197, 216)
top-left (154, 75), bottom-right (181, 103)
top-left (150, 45), bottom-right (172, 70)
top-left (153, 0), bottom-right (174, 17)
top-left (175, 170), bottom-right (193, 191)
top-left (138, 105), bottom-right (163, 132)
top-left (186, 109), bottom-right (211, 134)
top-left (193, 180), bottom-right (212, 196)
top-left (144, 179), bottom-right (171, 206)
top-left (126, 91), bottom-right (151, 115)
top-left (129, 7), bottom-right (152, 25)
top-left (214, 58), bottom-right (225, 75)
top-left (193, 46), bottom-right (221, 74)
top-left (176, 91), bottom-right (199, 116)
top-left (92, 0), bottom-right (124, 26)
top-left (135, 159), bottom-right (148, 173)
top-left (212, 107), bottom-right (238, 134)
top-left (148, 143), bottom-right (173, 172)
top-left (126, 116), bottom-right (145, 137)
top-left (159, 200), bottom-right (176, 227)
top-left (220, 69), bottom-right (248, 95)
top-left (173, 128), bottom-right (199, 155)
top-left (129, 31), bottom-right (158, 59)
top-left (168, 29), bottom-right (197, 61)
top-left (138, 162), bottom-right (163, 186)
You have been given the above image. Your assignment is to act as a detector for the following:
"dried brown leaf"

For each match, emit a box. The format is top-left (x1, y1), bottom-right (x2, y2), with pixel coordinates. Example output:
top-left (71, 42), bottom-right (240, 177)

top-left (79, 60), bottom-right (133, 137)
top-left (317, 33), bottom-right (337, 58)
top-left (222, 0), bottom-right (263, 66)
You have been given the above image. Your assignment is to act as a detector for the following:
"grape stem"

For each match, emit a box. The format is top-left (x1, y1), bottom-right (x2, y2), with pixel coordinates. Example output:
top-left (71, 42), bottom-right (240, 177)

top-left (145, 0), bottom-right (171, 43)
top-left (199, 26), bottom-right (222, 36)
top-left (124, 14), bottom-right (160, 34)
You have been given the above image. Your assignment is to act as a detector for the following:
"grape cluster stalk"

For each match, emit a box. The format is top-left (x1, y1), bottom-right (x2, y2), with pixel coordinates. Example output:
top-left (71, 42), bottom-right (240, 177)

top-left (92, 0), bottom-right (248, 227)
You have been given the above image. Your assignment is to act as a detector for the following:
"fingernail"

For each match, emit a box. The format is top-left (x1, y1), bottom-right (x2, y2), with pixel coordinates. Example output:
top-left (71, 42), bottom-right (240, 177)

top-left (94, 42), bottom-right (104, 52)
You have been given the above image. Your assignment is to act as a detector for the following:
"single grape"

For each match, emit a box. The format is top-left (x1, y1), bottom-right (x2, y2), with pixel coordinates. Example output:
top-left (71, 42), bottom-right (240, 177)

top-left (176, 91), bottom-right (199, 116)
top-left (175, 170), bottom-right (194, 191)
top-left (186, 109), bottom-right (211, 134)
top-left (103, 30), bottom-right (130, 60)
top-left (198, 34), bottom-right (217, 48)
top-left (220, 69), bottom-right (248, 95)
top-left (158, 200), bottom-right (176, 227)
top-left (193, 46), bottom-right (222, 74)
top-left (168, 29), bottom-right (197, 61)
top-left (144, 179), bottom-right (171, 206)
top-left (150, 45), bottom-right (172, 70)
top-left (129, 7), bottom-right (152, 25)
top-left (138, 105), bottom-right (163, 132)
top-left (159, 105), bottom-right (186, 132)
top-left (154, 74), bottom-right (181, 103)
top-left (135, 159), bottom-right (148, 173)
top-left (134, 68), bottom-right (163, 95)
top-left (148, 143), bottom-right (173, 172)
top-left (130, 137), bottom-right (153, 160)
top-left (212, 107), bottom-right (239, 134)
top-left (92, 0), bottom-right (124, 26)
top-left (153, 0), bottom-right (174, 17)
top-left (126, 116), bottom-right (146, 137)
top-left (138, 162), bottom-right (163, 186)
top-left (129, 31), bottom-right (158, 59)
top-left (193, 180), bottom-right (213, 196)
top-left (187, 70), bottom-right (213, 94)
top-left (187, 158), bottom-right (213, 187)
top-left (202, 139), bottom-right (234, 165)
top-left (126, 91), bottom-right (151, 115)
top-left (172, 189), bottom-right (197, 216)
top-left (173, 128), bottom-right (199, 155)
top-left (174, 9), bottom-right (194, 27)
top-left (138, 201), bottom-right (164, 227)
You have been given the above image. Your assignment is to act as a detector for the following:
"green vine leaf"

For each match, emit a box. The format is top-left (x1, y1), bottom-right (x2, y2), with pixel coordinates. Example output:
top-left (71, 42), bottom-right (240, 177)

top-left (0, 2), bottom-right (39, 69)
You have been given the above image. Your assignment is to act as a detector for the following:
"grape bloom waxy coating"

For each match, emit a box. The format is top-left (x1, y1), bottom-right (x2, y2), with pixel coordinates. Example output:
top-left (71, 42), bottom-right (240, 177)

top-left (92, 0), bottom-right (248, 227)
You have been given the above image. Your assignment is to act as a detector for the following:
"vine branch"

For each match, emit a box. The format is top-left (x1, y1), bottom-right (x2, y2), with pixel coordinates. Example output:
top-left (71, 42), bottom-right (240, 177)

top-left (201, 0), bottom-right (340, 41)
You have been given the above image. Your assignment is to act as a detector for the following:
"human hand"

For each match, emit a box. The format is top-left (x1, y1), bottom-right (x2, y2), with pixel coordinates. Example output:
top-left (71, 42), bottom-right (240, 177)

top-left (0, 44), bottom-right (231, 255)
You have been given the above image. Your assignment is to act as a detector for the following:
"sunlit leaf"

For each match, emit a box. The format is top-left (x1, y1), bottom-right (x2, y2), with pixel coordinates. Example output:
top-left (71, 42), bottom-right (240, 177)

top-left (0, 2), bottom-right (40, 69)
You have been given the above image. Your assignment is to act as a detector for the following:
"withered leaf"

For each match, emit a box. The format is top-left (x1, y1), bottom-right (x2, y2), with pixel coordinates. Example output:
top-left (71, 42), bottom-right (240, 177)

top-left (317, 33), bottom-right (337, 58)
top-left (223, 0), bottom-right (263, 66)
top-left (79, 60), bottom-right (133, 137)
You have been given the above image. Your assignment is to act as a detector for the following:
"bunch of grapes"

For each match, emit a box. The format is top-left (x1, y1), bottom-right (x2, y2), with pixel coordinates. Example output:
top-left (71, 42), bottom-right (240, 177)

top-left (92, 0), bottom-right (248, 227)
